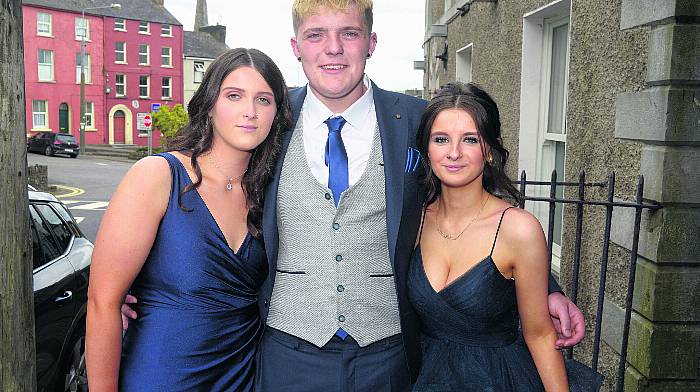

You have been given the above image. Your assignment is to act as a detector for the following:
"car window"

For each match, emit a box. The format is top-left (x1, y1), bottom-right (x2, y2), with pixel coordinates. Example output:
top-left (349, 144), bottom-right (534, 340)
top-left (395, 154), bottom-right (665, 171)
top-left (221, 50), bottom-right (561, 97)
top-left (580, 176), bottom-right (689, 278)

top-left (29, 205), bottom-right (61, 269)
top-left (56, 134), bottom-right (76, 143)
top-left (50, 202), bottom-right (82, 237)
top-left (35, 204), bottom-right (72, 254)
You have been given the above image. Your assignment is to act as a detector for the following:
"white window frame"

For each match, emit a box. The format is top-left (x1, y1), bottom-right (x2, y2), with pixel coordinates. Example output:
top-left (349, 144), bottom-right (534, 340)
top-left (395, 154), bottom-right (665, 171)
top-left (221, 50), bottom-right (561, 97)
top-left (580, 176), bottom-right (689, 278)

top-left (161, 47), bottom-right (172, 67)
top-left (115, 73), bottom-right (126, 97)
top-left (518, 0), bottom-right (572, 273)
top-left (83, 101), bottom-right (95, 129)
top-left (37, 49), bottom-right (54, 82)
top-left (161, 24), bottom-right (172, 36)
top-left (75, 17), bottom-right (89, 41)
top-left (114, 18), bottom-right (126, 31)
top-left (115, 41), bottom-right (127, 64)
top-left (138, 21), bottom-right (150, 34)
top-left (139, 75), bottom-right (150, 98)
top-left (161, 76), bottom-right (172, 99)
top-left (456, 43), bottom-right (473, 83)
top-left (32, 100), bottom-right (49, 129)
top-left (37, 13), bottom-right (52, 36)
top-left (75, 53), bottom-right (91, 84)
top-left (139, 44), bottom-right (150, 65)
top-left (193, 61), bottom-right (205, 83)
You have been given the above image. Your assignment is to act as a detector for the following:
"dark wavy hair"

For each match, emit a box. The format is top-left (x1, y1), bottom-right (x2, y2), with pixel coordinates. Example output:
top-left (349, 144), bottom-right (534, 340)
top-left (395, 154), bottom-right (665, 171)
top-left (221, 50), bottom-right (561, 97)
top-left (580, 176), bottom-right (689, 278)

top-left (416, 82), bottom-right (521, 206)
top-left (168, 48), bottom-right (291, 238)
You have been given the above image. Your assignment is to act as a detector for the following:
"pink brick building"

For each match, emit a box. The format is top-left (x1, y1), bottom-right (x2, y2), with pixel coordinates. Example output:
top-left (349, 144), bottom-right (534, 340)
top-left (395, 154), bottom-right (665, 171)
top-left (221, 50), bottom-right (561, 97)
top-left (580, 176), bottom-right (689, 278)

top-left (22, 0), bottom-right (183, 147)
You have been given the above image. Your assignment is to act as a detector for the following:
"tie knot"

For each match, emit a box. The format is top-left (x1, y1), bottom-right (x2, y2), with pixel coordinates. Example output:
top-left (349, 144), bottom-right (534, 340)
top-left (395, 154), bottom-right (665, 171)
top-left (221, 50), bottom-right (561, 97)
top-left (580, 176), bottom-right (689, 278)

top-left (324, 116), bottom-right (347, 133)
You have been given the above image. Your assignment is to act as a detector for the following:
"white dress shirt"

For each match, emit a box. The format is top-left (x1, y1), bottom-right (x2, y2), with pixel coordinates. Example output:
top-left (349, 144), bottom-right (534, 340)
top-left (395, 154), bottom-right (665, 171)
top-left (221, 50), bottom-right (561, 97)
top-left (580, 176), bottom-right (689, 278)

top-left (301, 75), bottom-right (377, 187)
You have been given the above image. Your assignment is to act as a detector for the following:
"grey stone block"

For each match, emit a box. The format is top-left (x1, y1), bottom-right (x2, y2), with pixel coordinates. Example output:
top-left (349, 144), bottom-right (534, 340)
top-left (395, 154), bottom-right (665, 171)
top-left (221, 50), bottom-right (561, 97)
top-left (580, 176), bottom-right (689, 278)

top-left (614, 86), bottom-right (700, 144)
top-left (632, 258), bottom-right (700, 322)
top-left (648, 24), bottom-right (700, 83)
top-left (641, 145), bottom-right (700, 204)
top-left (601, 299), bottom-right (700, 379)
top-left (621, 0), bottom-right (700, 30)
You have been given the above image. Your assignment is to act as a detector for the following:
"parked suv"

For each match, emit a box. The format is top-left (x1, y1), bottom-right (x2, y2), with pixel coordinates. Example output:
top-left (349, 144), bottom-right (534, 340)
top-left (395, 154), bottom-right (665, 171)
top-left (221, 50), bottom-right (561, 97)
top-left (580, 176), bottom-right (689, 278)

top-left (29, 190), bottom-right (92, 391)
top-left (27, 132), bottom-right (80, 158)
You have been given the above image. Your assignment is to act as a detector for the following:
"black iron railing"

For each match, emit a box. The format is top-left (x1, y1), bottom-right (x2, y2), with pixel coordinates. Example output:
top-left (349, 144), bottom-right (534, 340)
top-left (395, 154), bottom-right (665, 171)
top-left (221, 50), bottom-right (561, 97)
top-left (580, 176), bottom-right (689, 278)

top-left (515, 170), bottom-right (662, 391)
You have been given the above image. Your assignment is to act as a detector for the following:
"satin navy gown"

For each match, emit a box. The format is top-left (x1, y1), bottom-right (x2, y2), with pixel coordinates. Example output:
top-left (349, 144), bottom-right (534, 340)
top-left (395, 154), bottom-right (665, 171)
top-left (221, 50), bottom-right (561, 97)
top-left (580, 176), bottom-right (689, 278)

top-left (119, 152), bottom-right (267, 391)
top-left (408, 208), bottom-right (546, 391)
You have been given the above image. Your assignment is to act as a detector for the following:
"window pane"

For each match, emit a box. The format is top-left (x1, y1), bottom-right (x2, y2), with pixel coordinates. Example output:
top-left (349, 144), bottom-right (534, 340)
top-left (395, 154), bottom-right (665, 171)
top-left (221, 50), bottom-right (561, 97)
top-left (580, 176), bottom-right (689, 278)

top-left (547, 23), bottom-right (569, 135)
top-left (38, 13), bottom-right (51, 34)
top-left (552, 141), bottom-right (566, 246)
top-left (33, 100), bottom-right (46, 112)
top-left (115, 18), bottom-right (125, 30)
top-left (139, 21), bottom-right (149, 33)
top-left (161, 24), bottom-right (171, 35)
top-left (139, 44), bottom-right (149, 64)
top-left (76, 18), bottom-right (88, 39)
top-left (35, 204), bottom-right (72, 254)
top-left (29, 205), bottom-right (60, 267)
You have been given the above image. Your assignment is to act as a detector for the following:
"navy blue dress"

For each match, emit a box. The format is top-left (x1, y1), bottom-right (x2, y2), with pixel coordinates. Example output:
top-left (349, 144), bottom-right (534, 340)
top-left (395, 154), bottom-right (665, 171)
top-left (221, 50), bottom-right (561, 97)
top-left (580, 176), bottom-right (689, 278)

top-left (119, 152), bottom-right (267, 392)
top-left (408, 208), bottom-right (545, 391)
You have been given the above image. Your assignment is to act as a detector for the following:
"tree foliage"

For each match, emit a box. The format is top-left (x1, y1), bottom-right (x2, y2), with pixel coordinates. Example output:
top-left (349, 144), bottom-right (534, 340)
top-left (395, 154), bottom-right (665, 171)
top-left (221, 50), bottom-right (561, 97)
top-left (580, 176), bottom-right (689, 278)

top-left (152, 104), bottom-right (189, 147)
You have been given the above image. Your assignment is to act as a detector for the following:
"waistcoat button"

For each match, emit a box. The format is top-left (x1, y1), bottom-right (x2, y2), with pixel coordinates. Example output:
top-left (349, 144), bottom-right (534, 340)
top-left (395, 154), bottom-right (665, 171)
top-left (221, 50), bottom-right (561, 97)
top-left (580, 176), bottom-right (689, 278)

top-left (337, 285), bottom-right (344, 292)
top-left (332, 223), bottom-right (340, 230)
top-left (335, 255), bottom-right (343, 262)
top-left (338, 315), bottom-right (345, 322)
top-left (324, 192), bottom-right (331, 200)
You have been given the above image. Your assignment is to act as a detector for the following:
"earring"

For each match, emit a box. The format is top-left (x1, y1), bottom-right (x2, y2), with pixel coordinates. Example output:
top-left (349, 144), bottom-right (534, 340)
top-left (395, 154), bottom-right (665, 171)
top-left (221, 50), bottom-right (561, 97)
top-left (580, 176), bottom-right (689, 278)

top-left (297, 56), bottom-right (301, 62)
top-left (366, 53), bottom-right (371, 58)
top-left (486, 152), bottom-right (494, 164)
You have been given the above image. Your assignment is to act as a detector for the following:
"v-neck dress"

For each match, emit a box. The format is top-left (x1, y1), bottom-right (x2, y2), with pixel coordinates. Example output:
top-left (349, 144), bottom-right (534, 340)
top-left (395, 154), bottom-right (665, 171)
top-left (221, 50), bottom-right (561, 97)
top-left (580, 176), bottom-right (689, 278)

top-left (407, 208), bottom-right (545, 391)
top-left (119, 152), bottom-right (268, 392)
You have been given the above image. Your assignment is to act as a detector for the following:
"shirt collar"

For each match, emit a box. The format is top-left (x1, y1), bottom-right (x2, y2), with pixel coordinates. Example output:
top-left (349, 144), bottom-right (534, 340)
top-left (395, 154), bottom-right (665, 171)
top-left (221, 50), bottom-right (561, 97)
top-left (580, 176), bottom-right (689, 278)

top-left (304, 75), bottom-right (374, 128)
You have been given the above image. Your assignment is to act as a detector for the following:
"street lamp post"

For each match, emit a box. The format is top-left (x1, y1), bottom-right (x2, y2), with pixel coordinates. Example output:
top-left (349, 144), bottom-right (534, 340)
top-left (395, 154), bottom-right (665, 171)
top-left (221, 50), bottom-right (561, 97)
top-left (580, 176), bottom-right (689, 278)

top-left (79, 3), bottom-right (121, 153)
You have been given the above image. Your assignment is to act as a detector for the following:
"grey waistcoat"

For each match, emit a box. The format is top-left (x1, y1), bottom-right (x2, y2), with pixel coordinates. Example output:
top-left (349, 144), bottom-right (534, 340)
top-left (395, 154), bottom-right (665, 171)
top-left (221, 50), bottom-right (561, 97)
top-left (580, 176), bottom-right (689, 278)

top-left (266, 117), bottom-right (401, 348)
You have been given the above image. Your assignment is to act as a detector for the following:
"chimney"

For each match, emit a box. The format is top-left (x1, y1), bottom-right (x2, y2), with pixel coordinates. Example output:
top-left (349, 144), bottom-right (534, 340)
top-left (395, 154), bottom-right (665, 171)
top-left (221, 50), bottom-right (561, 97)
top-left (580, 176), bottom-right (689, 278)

top-left (199, 25), bottom-right (226, 44)
top-left (194, 0), bottom-right (208, 31)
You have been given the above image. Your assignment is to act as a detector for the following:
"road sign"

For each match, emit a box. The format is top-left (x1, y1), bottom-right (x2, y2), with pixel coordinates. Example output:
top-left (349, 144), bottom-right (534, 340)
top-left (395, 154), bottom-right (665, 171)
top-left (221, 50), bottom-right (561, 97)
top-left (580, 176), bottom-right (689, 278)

top-left (137, 112), bottom-right (152, 131)
top-left (151, 103), bottom-right (161, 112)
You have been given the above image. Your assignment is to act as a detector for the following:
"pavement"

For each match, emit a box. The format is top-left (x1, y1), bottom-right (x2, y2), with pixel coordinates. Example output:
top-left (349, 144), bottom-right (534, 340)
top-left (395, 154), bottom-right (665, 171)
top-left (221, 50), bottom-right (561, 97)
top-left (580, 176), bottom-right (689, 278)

top-left (27, 152), bottom-right (133, 242)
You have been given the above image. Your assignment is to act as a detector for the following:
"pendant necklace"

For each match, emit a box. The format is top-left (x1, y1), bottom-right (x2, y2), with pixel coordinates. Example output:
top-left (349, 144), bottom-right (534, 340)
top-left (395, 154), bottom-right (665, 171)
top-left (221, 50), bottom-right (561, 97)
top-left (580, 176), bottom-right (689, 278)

top-left (207, 154), bottom-right (245, 191)
top-left (435, 193), bottom-right (490, 240)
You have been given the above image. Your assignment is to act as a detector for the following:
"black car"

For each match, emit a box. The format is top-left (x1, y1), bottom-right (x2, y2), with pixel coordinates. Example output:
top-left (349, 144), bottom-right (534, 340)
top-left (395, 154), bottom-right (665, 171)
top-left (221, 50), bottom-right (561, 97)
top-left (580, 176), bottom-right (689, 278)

top-left (29, 190), bottom-right (92, 391)
top-left (28, 132), bottom-right (80, 158)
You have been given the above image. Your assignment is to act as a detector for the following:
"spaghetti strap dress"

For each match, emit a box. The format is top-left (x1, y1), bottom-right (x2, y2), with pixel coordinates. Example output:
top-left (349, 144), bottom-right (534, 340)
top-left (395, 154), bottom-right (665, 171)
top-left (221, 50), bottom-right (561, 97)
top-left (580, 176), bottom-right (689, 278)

top-left (408, 207), bottom-right (546, 391)
top-left (118, 152), bottom-right (267, 392)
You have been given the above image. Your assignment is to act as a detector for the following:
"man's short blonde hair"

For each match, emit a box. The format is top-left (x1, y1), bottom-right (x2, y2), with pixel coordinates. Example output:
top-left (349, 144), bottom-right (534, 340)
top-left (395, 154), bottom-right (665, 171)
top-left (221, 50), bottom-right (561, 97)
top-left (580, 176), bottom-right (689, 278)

top-left (292, 0), bottom-right (373, 35)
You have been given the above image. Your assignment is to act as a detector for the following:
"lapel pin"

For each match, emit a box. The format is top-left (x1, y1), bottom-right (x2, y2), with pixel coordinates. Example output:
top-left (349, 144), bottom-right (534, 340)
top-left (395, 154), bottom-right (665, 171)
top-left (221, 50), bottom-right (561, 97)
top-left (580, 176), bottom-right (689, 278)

top-left (394, 113), bottom-right (401, 119)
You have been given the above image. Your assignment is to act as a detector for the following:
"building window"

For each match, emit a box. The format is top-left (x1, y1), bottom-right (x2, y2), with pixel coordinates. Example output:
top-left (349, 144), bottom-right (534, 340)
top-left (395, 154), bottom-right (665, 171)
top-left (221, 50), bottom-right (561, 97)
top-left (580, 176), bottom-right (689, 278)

top-left (37, 13), bottom-right (52, 36)
top-left (32, 100), bottom-right (48, 129)
top-left (83, 101), bottom-right (94, 128)
top-left (114, 18), bottom-right (126, 31)
top-left (115, 74), bottom-right (126, 96)
top-left (456, 44), bottom-right (473, 83)
top-left (139, 75), bottom-right (150, 98)
top-left (37, 49), bottom-right (53, 82)
top-left (139, 44), bottom-right (150, 65)
top-left (75, 17), bottom-right (89, 40)
top-left (518, 0), bottom-right (572, 273)
top-left (115, 42), bottom-right (126, 63)
top-left (75, 53), bottom-right (91, 83)
top-left (139, 21), bottom-right (150, 34)
top-left (161, 47), bottom-right (172, 67)
top-left (194, 61), bottom-right (205, 83)
top-left (161, 76), bottom-right (172, 99)
top-left (161, 24), bottom-right (172, 36)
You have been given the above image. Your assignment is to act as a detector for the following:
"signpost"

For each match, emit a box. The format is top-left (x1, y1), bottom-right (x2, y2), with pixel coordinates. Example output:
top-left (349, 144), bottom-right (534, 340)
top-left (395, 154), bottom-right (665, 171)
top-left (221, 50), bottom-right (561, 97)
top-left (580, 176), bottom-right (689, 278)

top-left (137, 112), bottom-right (153, 155)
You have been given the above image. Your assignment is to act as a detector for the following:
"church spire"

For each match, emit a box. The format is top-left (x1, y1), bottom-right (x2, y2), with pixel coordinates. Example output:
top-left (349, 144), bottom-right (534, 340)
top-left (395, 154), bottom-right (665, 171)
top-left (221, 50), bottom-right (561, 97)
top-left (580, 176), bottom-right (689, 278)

top-left (194, 0), bottom-right (208, 31)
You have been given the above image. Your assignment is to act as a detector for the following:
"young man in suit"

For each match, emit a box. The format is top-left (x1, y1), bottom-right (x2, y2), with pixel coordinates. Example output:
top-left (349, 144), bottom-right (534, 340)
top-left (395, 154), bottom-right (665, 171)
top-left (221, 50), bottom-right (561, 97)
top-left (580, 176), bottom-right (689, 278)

top-left (254, 1), bottom-right (585, 390)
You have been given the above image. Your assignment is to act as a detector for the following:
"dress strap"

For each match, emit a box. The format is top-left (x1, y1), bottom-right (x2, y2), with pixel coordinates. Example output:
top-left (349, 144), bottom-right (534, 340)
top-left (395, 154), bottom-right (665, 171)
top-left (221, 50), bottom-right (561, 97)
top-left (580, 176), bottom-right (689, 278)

top-left (489, 206), bottom-right (516, 256)
top-left (415, 204), bottom-right (428, 249)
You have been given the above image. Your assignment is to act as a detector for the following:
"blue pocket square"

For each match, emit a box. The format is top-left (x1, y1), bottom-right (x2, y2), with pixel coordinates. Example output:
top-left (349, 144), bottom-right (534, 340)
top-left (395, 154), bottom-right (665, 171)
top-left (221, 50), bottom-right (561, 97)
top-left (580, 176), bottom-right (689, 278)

top-left (405, 147), bottom-right (421, 173)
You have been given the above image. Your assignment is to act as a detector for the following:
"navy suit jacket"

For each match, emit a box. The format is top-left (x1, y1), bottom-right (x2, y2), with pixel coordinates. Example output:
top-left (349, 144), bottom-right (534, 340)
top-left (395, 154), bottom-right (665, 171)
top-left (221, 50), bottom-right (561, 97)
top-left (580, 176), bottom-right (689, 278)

top-left (258, 83), bottom-right (428, 381)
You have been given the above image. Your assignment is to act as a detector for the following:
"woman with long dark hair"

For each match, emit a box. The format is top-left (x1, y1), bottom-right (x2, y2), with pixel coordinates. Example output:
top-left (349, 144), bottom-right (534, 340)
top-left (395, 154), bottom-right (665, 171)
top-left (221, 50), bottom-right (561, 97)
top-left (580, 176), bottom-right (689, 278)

top-left (86, 48), bottom-right (290, 391)
top-left (408, 82), bottom-right (569, 391)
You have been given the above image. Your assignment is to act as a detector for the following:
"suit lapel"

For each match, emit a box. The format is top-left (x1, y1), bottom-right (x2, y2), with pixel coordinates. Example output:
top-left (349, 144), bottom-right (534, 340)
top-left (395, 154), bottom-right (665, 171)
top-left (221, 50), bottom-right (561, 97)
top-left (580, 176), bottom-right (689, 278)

top-left (373, 83), bottom-right (408, 266)
top-left (263, 87), bottom-right (307, 270)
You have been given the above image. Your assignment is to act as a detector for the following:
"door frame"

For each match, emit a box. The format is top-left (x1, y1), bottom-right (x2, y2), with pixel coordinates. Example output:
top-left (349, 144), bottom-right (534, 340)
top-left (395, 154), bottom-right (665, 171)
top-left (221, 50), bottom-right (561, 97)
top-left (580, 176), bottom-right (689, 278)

top-left (108, 105), bottom-right (133, 145)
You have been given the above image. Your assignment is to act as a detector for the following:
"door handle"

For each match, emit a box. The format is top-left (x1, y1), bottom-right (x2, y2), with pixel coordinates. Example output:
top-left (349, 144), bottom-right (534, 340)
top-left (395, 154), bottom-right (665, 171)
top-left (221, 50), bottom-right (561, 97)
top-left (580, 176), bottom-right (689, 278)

top-left (54, 291), bottom-right (73, 303)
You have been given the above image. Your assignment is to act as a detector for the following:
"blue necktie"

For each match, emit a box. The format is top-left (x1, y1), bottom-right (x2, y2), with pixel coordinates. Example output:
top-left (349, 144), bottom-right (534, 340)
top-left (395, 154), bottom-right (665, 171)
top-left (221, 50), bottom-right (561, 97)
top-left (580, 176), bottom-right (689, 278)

top-left (325, 116), bottom-right (350, 341)
top-left (324, 116), bottom-right (348, 207)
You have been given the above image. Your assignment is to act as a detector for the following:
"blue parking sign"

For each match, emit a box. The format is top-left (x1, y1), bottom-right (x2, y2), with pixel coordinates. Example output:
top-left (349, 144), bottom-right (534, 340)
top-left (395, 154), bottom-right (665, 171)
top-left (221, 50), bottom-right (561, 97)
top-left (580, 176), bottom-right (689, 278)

top-left (151, 103), bottom-right (161, 112)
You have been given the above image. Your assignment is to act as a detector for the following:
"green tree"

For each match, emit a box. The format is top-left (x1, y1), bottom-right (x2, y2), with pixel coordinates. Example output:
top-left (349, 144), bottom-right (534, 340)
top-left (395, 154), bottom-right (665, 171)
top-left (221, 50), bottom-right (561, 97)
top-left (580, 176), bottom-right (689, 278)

top-left (152, 104), bottom-right (189, 147)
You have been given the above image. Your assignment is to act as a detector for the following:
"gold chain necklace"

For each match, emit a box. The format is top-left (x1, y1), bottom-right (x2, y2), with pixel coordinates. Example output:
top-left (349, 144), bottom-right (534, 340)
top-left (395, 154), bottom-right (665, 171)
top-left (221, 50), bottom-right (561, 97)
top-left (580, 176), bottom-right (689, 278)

top-left (435, 194), bottom-right (489, 240)
top-left (207, 154), bottom-right (245, 191)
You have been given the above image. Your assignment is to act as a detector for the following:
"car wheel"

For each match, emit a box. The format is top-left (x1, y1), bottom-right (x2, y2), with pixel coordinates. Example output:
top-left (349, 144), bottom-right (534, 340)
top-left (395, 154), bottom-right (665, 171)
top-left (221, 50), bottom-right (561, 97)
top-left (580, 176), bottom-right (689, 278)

top-left (62, 334), bottom-right (88, 392)
top-left (44, 145), bottom-right (53, 156)
top-left (70, 154), bottom-right (78, 158)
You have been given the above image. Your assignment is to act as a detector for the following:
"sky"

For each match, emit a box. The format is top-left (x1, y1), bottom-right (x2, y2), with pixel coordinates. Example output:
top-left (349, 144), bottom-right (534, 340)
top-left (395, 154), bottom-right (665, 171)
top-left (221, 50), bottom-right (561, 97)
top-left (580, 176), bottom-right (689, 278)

top-left (164, 0), bottom-right (426, 92)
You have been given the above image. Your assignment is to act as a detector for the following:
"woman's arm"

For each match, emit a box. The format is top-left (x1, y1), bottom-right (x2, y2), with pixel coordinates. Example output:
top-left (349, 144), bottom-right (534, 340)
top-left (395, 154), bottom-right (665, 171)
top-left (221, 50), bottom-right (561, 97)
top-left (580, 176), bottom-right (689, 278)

top-left (505, 210), bottom-right (568, 391)
top-left (85, 156), bottom-right (171, 391)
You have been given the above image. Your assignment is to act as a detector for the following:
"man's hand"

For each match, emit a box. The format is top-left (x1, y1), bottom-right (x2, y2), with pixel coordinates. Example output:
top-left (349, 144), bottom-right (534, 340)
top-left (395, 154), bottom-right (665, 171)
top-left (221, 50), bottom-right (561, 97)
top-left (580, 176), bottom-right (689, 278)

top-left (548, 292), bottom-right (585, 348)
top-left (121, 294), bottom-right (138, 331)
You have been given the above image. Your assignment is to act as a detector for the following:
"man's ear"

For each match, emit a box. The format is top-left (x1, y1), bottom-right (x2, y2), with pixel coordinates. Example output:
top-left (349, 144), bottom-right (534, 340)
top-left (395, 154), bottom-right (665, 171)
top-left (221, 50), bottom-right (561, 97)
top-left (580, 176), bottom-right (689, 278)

top-left (367, 32), bottom-right (378, 57)
top-left (291, 37), bottom-right (301, 60)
